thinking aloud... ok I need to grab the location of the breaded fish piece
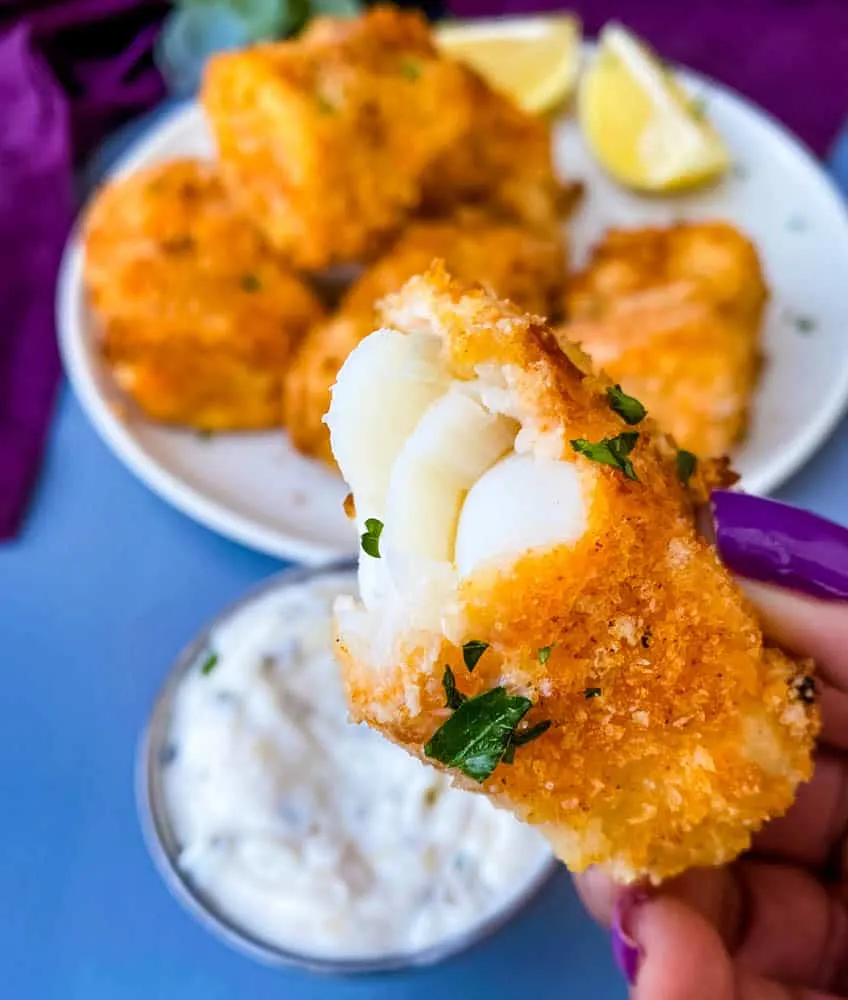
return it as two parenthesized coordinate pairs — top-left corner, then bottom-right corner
(420, 71), (564, 234)
(202, 7), (475, 270)
(562, 222), (767, 457)
(83, 159), (323, 431)
(325, 266), (817, 884)
(283, 215), (567, 464)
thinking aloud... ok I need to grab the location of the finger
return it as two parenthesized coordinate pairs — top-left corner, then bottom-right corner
(753, 750), (848, 866)
(740, 582), (848, 688)
(573, 866), (622, 926)
(819, 685), (848, 752)
(625, 894), (839, 1000)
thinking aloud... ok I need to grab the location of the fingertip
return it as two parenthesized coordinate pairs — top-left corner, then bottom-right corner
(627, 896), (734, 1000)
(574, 866), (623, 926)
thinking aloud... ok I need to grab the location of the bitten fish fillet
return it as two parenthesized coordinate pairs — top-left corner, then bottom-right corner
(326, 266), (817, 884)
(283, 215), (567, 465)
(561, 222), (767, 457)
(82, 159), (323, 431)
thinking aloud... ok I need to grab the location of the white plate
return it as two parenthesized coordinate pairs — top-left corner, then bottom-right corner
(58, 73), (848, 563)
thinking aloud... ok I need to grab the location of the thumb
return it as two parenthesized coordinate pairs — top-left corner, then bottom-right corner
(615, 893), (840, 1000)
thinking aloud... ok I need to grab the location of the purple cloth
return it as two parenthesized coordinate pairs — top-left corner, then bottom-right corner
(450, 0), (848, 158)
(0, 1), (165, 540)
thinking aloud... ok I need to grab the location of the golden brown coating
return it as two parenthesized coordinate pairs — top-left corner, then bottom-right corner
(283, 215), (567, 464)
(561, 222), (768, 457)
(202, 7), (475, 270)
(82, 158), (324, 431)
(333, 266), (816, 884)
(420, 71), (564, 234)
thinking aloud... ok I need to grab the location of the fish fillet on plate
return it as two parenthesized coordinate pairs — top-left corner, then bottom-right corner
(82, 158), (323, 431)
(326, 266), (817, 884)
(202, 6), (565, 270)
(283, 214), (567, 465)
(561, 222), (767, 458)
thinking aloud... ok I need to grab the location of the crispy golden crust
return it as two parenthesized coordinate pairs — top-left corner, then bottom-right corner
(420, 70), (564, 234)
(561, 222), (767, 457)
(202, 7), (475, 269)
(335, 266), (817, 884)
(82, 159), (324, 431)
(283, 215), (567, 463)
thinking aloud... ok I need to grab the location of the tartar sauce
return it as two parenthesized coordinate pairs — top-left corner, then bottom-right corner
(161, 571), (551, 961)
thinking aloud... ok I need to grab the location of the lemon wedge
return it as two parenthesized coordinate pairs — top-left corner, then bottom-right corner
(579, 23), (731, 191)
(435, 15), (581, 114)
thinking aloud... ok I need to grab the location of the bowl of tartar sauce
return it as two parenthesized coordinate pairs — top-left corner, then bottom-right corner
(137, 563), (555, 973)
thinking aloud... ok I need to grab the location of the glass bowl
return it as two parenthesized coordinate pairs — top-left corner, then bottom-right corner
(136, 561), (556, 974)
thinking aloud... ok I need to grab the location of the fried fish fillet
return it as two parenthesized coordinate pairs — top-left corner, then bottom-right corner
(202, 7), (565, 270)
(561, 222), (767, 457)
(283, 215), (567, 464)
(83, 159), (323, 431)
(202, 7), (474, 270)
(325, 266), (816, 884)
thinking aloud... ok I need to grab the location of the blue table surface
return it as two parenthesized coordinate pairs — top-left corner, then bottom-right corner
(3, 110), (847, 999)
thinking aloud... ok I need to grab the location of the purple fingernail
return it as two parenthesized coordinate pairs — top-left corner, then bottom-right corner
(611, 892), (646, 985)
(712, 491), (848, 601)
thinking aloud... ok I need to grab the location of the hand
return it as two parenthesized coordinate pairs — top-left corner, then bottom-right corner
(577, 492), (848, 999)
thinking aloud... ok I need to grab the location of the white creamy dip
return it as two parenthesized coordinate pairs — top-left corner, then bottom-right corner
(161, 571), (551, 962)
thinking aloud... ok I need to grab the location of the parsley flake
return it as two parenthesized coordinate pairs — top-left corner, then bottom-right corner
(196, 429), (214, 441)
(442, 666), (466, 710)
(571, 432), (639, 481)
(607, 385), (647, 425)
(503, 719), (551, 765)
(584, 687), (602, 699)
(462, 640), (489, 672)
(676, 449), (697, 485)
(538, 645), (553, 665)
(424, 686), (533, 782)
(240, 274), (261, 292)
(200, 652), (219, 676)
(400, 58), (421, 80)
(794, 315), (817, 334)
(360, 518), (383, 558)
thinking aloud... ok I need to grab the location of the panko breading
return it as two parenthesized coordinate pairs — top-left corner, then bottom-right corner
(83, 159), (323, 431)
(420, 70), (564, 234)
(562, 222), (767, 456)
(283, 215), (567, 464)
(202, 7), (476, 270)
(327, 267), (816, 885)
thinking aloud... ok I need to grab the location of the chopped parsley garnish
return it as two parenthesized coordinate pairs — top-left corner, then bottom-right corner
(607, 385), (647, 425)
(240, 273), (261, 292)
(424, 686), (533, 782)
(502, 719), (551, 764)
(400, 58), (421, 80)
(462, 640), (489, 672)
(442, 666), (466, 710)
(200, 652), (219, 676)
(676, 449), (697, 485)
(571, 432), (639, 481)
(538, 645), (553, 665)
(584, 687), (602, 699)
(196, 429), (214, 441)
(360, 518), (383, 558)
(794, 315), (817, 334)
